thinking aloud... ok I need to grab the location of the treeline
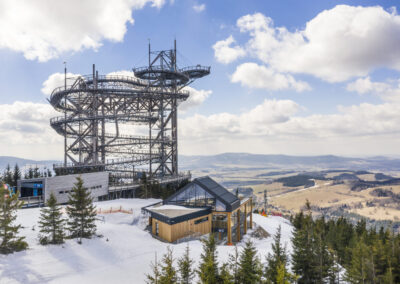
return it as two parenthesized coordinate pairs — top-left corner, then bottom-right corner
(146, 228), (296, 284)
(0, 177), (97, 254)
(1, 163), (52, 187)
(291, 201), (400, 283)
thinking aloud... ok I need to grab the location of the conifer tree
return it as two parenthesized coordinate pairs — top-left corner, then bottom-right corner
(265, 226), (296, 283)
(0, 184), (27, 254)
(291, 205), (320, 283)
(66, 177), (97, 243)
(238, 240), (262, 284)
(178, 244), (195, 284)
(219, 263), (233, 284)
(12, 164), (21, 188)
(3, 164), (13, 186)
(228, 245), (240, 284)
(345, 239), (371, 283)
(38, 192), (65, 245)
(147, 253), (162, 284)
(159, 247), (177, 284)
(198, 233), (220, 283)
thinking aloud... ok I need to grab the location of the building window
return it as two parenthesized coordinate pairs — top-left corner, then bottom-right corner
(194, 216), (209, 225)
(155, 222), (159, 236)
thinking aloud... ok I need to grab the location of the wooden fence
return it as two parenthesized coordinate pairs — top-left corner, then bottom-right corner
(97, 206), (133, 214)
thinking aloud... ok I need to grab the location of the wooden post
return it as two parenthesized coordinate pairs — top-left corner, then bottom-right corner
(236, 210), (241, 242)
(244, 204), (247, 234)
(249, 198), (253, 229)
(227, 212), (232, 245)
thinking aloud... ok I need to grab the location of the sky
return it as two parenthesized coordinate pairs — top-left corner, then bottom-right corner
(1, 0), (400, 160)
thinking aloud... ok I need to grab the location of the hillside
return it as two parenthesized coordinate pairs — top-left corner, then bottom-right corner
(0, 198), (293, 284)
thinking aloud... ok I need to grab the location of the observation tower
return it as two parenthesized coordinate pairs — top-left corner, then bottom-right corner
(49, 41), (210, 191)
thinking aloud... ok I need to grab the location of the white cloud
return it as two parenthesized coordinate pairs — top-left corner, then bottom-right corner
(180, 87), (211, 112)
(0, 0), (165, 62)
(193, 3), (205, 13)
(180, 99), (300, 138)
(41, 72), (81, 96)
(347, 76), (400, 101)
(212, 35), (246, 64)
(231, 62), (311, 92)
(224, 6), (400, 82)
(178, 98), (400, 156)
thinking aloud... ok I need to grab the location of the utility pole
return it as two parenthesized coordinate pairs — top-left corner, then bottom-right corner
(264, 189), (268, 211)
(63, 61), (67, 167)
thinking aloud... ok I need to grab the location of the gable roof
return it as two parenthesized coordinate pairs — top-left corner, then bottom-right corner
(164, 176), (240, 212)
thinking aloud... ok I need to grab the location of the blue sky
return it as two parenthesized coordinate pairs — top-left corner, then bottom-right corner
(1, 0), (400, 159)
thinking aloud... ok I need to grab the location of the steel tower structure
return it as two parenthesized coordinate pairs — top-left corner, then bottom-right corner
(49, 41), (210, 189)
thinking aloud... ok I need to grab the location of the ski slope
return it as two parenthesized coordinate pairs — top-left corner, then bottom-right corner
(0, 199), (293, 284)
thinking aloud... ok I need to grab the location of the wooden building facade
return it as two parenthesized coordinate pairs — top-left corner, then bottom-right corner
(143, 176), (253, 244)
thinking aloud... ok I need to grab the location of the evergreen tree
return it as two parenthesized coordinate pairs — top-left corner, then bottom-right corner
(219, 263), (233, 284)
(3, 164), (13, 186)
(0, 184), (27, 254)
(345, 238), (372, 283)
(12, 164), (21, 188)
(38, 192), (65, 245)
(66, 177), (97, 243)
(265, 226), (295, 283)
(198, 233), (220, 283)
(291, 207), (319, 283)
(238, 240), (262, 284)
(228, 245), (240, 284)
(178, 244), (195, 284)
(147, 253), (162, 284)
(159, 247), (177, 284)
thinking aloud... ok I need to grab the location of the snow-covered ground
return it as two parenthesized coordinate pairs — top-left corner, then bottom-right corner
(0, 199), (293, 284)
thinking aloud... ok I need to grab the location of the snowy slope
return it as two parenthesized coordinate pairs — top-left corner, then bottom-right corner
(0, 199), (293, 284)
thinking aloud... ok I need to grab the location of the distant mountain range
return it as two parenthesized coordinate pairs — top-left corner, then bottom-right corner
(179, 153), (400, 172)
(1, 153), (400, 174)
(0, 156), (58, 172)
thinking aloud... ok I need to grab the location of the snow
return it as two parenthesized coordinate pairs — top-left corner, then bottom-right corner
(0, 198), (294, 284)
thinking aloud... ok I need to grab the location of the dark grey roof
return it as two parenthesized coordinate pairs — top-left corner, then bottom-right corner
(165, 176), (240, 212)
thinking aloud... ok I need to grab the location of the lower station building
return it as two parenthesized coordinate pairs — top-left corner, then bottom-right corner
(17, 172), (109, 206)
(143, 176), (253, 244)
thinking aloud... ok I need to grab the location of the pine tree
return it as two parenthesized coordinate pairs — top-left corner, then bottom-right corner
(147, 253), (162, 284)
(178, 244), (195, 284)
(38, 192), (65, 245)
(0, 184), (27, 254)
(66, 177), (97, 243)
(291, 206), (319, 283)
(198, 233), (220, 283)
(3, 164), (13, 186)
(238, 240), (262, 284)
(219, 263), (233, 284)
(345, 237), (373, 283)
(12, 164), (21, 188)
(228, 245), (240, 283)
(265, 226), (295, 283)
(158, 247), (177, 284)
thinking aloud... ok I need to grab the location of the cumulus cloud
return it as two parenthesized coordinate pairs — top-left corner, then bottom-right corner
(193, 3), (205, 13)
(212, 36), (246, 64)
(231, 62), (311, 92)
(180, 87), (212, 112)
(179, 99), (400, 144)
(180, 99), (300, 138)
(41, 72), (82, 96)
(0, 0), (165, 62)
(346, 76), (400, 101)
(216, 5), (400, 82)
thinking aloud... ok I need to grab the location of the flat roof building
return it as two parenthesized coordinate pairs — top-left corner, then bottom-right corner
(17, 172), (109, 207)
(143, 176), (252, 244)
